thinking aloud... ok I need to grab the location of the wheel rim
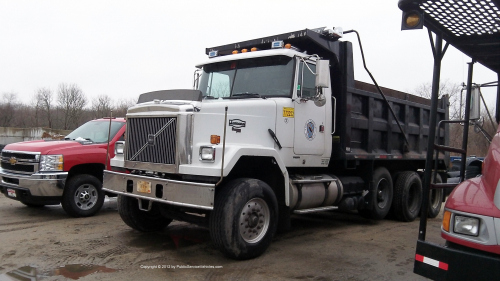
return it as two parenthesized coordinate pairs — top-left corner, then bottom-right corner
(376, 178), (390, 209)
(73, 184), (98, 210)
(239, 198), (270, 244)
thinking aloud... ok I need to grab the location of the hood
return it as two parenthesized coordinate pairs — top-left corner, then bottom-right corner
(3, 140), (87, 155)
(446, 177), (500, 218)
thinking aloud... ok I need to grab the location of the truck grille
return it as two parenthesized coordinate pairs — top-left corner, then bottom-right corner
(1, 151), (39, 174)
(125, 117), (177, 165)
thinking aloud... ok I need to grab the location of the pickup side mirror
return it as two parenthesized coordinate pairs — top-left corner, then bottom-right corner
(315, 60), (330, 88)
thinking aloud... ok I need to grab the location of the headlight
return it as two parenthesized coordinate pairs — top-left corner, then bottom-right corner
(199, 146), (215, 162)
(40, 155), (64, 172)
(115, 141), (125, 154)
(454, 215), (480, 236)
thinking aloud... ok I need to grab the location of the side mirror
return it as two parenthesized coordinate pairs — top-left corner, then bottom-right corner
(470, 87), (480, 120)
(315, 60), (330, 88)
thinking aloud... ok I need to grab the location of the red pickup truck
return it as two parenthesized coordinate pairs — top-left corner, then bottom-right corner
(0, 118), (126, 217)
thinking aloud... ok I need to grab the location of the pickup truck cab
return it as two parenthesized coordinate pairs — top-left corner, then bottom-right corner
(0, 118), (126, 217)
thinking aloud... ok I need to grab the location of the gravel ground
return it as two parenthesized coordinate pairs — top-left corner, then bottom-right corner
(0, 195), (444, 280)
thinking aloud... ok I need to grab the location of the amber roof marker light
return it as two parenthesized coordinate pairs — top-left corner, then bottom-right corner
(401, 9), (424, 30)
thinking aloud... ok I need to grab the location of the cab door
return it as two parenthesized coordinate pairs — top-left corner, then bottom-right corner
(293, 59), (326, 155)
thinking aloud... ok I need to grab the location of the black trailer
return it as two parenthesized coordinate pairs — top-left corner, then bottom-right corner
(398, 0), (500, 280)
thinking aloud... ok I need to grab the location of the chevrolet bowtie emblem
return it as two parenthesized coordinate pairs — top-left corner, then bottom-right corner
(9, 157), (17, 165)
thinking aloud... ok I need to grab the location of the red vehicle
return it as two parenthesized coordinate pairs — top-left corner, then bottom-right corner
(398, 0), (500, 280)
(442, 126), (500, 255)
(0, 118), (126, 217)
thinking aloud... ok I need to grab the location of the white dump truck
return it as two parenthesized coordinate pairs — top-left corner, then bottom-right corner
(103, 27), (448, 259)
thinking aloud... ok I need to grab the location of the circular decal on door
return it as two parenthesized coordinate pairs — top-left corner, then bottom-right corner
(304, 119), (316, 141)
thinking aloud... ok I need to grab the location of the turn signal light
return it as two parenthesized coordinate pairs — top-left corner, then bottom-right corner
(285, 43), (292, 49)
(442, 210), (451, 232)
(211, 135), (221, 144)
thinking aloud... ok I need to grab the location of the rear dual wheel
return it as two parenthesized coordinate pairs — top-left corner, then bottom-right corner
(393, 171), (422, 222)
(427, 173), (443, 219)
(360, 167), (393, 220)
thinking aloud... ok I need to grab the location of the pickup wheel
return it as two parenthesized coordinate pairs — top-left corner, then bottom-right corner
(427, 173), (443, 218)
(393, 171), (422, 222)
(360, 167), (393, 220)
(61, 174), (104, 217)
(210, 178), (278, 260)
(117, 195), (172, 232)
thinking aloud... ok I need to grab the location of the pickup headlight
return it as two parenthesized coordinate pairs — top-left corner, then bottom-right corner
(454, 215), (480, 236)
(40, 155), (64, 172)
(199, 146), (216, 162)
(115, 141), (125, 154)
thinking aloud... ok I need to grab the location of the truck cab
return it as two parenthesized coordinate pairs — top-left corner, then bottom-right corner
(0, 118), (126, 217)
(441, 125), (500, 255)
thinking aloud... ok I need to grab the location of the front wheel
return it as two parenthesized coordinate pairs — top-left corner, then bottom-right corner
(117, 195), (172, 232)
(209, 178), (278, 260)
(61, 174), (105, 217)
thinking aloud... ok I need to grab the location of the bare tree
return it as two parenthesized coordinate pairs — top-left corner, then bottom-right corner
(57, 83), (87, 129)
(413, 79), (462, 119)
(113, 97), (137, 118)
(91, 95), (112, 118)
(0, 92), (19, 127)
(35, 87), (55, 128)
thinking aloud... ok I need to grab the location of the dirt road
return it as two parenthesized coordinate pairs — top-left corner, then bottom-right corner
(0, 195), (443, 280)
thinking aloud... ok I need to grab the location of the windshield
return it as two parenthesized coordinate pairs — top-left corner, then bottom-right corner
(198, 56), (294, 99)
(66, 120), (124, 143)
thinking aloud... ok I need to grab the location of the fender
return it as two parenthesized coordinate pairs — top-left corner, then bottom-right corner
(179, 145), (291, 205)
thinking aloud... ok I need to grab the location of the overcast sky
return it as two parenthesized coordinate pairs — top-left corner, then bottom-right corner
(0, 0), (497, 107)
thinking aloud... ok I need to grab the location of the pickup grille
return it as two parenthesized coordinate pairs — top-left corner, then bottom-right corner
(125, 117), (177, 165)
(1, 151), (39, 174)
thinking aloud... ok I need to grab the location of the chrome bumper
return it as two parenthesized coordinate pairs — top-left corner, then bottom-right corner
(0, 168), (67, 197)
(103, 170), (215, 211)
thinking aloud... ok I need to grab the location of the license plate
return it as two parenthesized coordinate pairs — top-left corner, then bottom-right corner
(7, 188), (16, 198)
(137, 180), (151, 194)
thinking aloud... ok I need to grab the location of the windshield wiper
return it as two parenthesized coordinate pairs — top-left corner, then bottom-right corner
(225, 92), (262, 99)
(203, 95), (216, 99)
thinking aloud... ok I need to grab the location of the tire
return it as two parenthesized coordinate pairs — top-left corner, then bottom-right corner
(117, 195), (172, 232)
(21, 201), (45, 208)
(427, 173), (443, 219)
(465, 165), (481, 179)
(359, 167), (393, 220)
(61, 174), (105, 217)
(209, 178), (278, 260)
(393, 171), (422, 222)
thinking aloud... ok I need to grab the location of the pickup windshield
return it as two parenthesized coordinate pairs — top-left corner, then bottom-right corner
(66, 120), (124, 143)
(198, 56), (294, 99)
